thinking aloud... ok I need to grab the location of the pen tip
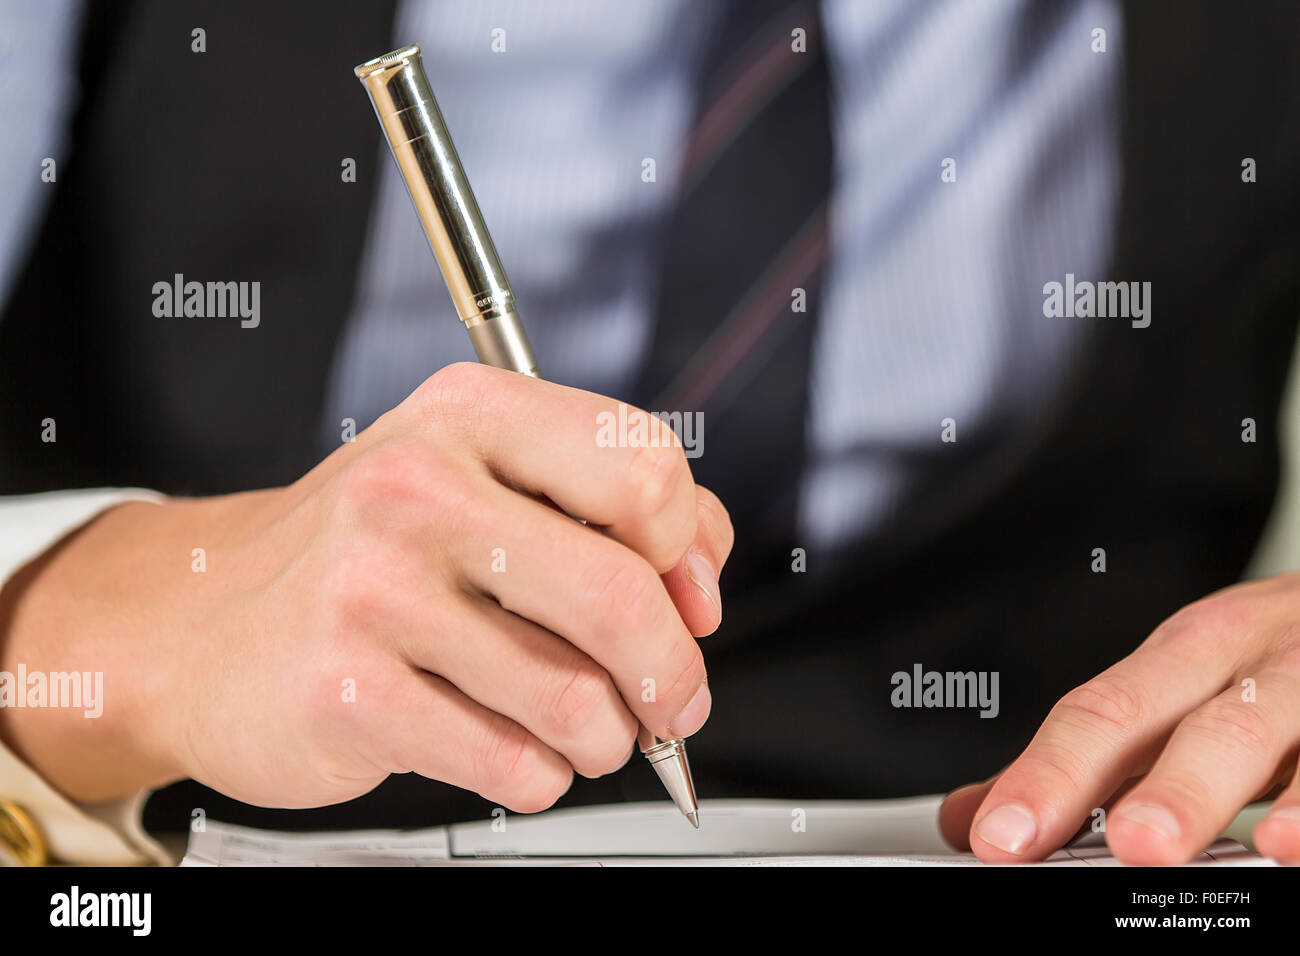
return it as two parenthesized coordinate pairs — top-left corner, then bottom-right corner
(687, 810), (700, 829)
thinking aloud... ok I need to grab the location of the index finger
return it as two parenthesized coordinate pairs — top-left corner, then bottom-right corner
(457, 481), (711, 743)
(409, 363), (699, 573)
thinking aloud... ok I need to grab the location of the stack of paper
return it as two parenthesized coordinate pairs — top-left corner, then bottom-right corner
(181, 797), (1271, 867)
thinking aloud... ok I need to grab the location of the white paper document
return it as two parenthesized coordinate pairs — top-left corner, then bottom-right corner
(181, 797), (1272, 867)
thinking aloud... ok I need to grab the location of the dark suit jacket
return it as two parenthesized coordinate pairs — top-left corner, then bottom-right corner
(1, 0), (1298, 832)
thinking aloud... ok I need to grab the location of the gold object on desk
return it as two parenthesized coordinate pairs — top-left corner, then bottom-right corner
(0, 798), (48, 866)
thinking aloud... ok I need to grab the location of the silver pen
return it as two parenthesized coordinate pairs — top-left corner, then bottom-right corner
(355, 45), (700, 829)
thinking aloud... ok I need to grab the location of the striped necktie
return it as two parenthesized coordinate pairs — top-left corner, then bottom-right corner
(636, 0), (833, 594)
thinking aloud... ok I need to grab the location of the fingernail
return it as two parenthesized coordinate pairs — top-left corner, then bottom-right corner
(974, 804), (1038, 855)
(1117, 803), (1181, 842)
(668, 682), (712, 738)
(684, 550), (722, 621)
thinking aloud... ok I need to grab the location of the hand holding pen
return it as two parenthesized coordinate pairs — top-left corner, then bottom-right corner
(0, 54), (726, 826)
(353, 46), (718, 824)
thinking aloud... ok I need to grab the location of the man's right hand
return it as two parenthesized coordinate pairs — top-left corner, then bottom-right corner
(0, 362), (732, 812)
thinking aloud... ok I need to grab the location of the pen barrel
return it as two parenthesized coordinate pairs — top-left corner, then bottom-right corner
(465, 312), (541, 378)
(355, 45), (538, 376)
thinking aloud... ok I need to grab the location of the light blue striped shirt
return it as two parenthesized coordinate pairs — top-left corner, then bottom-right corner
(327, 0), (1123, 549)
(0, 0), (1122, 551)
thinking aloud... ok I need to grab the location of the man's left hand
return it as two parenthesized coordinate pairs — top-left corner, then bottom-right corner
(939, 574), (1300, 864)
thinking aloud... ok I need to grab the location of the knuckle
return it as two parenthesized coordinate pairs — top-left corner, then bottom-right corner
(469, 715), (573, 815)
(337, 442), (430, 514)
(1013, 745), (1091, 793)
(626, 438), (689, 522)
(1138, 774), (1213, 816)
(545, 662), (616, 739)
(477, 725), (571, 815)
(414, 361), (491, 432)
(475, 716), (536, 796)
(337, 441), (477, 538)
(1265, 626), (1300, 671)
(1151, 593), (1252, 655)
(543, 662), (638, 777)
(327, 574), (384, 638)
(580, 555), (662, 634)
(622, 443), (695, 571)
(322, 550), (397, 637)
(1181, 698), (1277, 754)
(1054, 676), (1146, 733)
